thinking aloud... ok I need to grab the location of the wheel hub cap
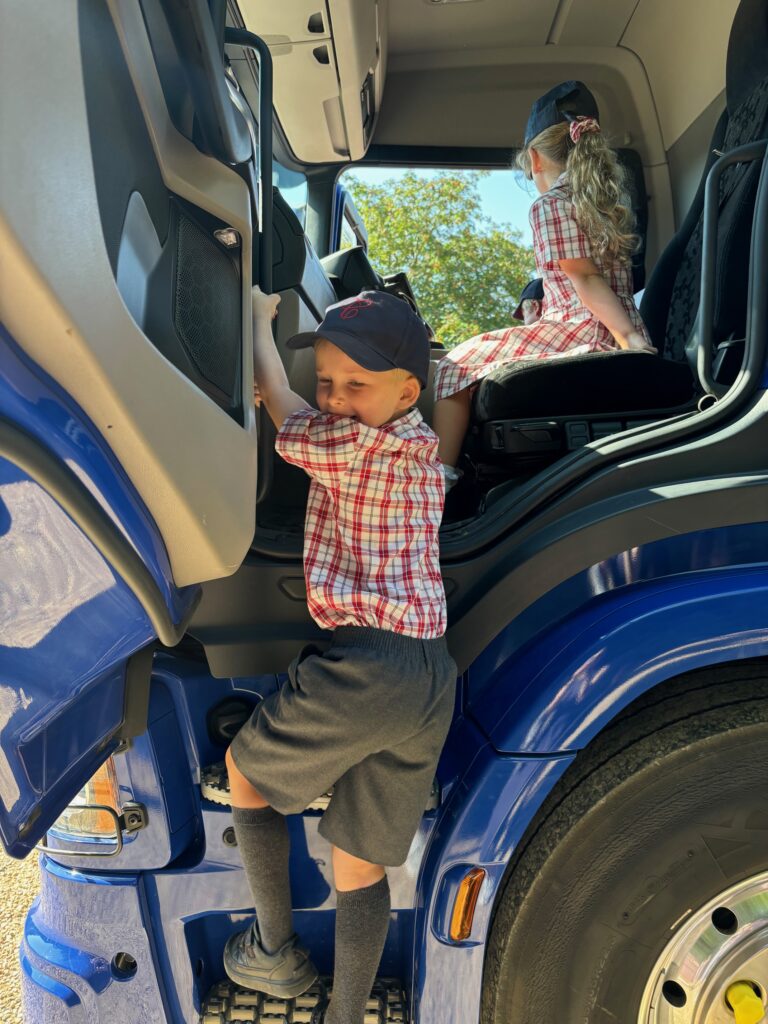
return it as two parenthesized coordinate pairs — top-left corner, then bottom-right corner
(639, 871), (768, 1022)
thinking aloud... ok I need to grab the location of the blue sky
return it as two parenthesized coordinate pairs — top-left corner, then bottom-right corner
(341, 166), (537, 247)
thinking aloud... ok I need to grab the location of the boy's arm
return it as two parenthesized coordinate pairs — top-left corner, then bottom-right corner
(252, 287), (312, 429)
(558, 257), (656, 352)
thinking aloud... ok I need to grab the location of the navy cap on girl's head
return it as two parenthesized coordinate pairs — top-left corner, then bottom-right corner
(286, 291), (431, 389)
(524, 80), (600, 146)
(513, 278), (544, 321)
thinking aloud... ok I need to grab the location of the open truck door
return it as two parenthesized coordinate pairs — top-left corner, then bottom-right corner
(0, 0), (268, 857)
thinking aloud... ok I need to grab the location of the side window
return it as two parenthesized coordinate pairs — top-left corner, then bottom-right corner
(342, 211), (360, 249)
(273, 162), (308, 228)
(340, 167), (535, 349)
(337, 188), (369, 251)
(340, 213), (358, 251)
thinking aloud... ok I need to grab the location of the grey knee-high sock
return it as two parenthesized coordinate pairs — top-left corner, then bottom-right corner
(326, 876), (391, 1024)
(231, 805), (294, 954)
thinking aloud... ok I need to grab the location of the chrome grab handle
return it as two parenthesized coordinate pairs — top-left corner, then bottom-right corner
(36, 803), (147, 858)
(698, 139), (768, 397)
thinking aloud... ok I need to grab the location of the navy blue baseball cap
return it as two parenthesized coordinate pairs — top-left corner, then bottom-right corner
(286, 290), (431, 389)
(513, 278), (544, 320)
(524, 80), (599, 146)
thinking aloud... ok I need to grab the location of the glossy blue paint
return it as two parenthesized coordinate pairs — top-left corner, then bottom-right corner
(0, 326), (197, 856)
(29, 655), (446, 1019)
(0, 325), (191, 614)
(467, 522), (768, 723)
(467, 529), (768, 753)
(21, 955), (81, 1008)
(43, 856), (141, 886)
(0, 461), (151, 855)
(411, 730), (574, 1024)
(25, 916), (113, 993)
(21, 858), (168, 1023)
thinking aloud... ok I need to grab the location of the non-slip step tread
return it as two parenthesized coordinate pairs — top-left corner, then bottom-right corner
(201, 763), (439, 813)
(200, 762), (333, 812)
(201, 977), (408, 1023)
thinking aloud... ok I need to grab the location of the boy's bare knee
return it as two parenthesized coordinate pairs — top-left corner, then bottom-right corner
(332, 845), (386, 892)
(225, 746), (270, 809)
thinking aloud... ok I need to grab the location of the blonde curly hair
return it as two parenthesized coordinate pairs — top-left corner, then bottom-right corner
(517, 121), (638, 264)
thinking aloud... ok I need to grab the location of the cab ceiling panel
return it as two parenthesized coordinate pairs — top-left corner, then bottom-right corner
(386, 0), (560, 54)
(553, 0), (640, 46)
(239, 0), (386, 163)
(374, 46), (663, 164)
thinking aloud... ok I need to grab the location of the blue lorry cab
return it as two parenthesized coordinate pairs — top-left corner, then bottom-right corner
(2, 0), (768, 1021)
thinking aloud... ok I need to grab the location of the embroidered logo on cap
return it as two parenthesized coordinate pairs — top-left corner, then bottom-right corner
(339, 297), (375, 320)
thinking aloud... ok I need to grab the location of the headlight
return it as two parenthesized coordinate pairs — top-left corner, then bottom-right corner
(48, 757), (120, 840)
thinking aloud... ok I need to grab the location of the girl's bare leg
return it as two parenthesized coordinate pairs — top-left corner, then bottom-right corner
(432, 387), (472, 468)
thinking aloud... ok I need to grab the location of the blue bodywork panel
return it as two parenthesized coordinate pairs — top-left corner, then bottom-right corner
(18, 527), (768, 1021)
(0, 328), (196, 856)
(469, 525), (768, 752)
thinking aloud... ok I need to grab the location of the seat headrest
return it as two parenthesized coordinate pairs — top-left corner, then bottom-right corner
(727, 0), (768, 113)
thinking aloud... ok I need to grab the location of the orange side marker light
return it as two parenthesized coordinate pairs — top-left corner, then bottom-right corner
(450, 868), (486, 942)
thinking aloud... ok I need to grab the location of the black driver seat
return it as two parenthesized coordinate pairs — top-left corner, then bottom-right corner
(471, 0), (768, 469)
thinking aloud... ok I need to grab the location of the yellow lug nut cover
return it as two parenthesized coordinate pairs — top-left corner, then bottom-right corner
(726, 981), (766, 1024)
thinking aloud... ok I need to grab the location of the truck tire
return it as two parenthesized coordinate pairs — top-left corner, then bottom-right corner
(481, 661), (768, 1024)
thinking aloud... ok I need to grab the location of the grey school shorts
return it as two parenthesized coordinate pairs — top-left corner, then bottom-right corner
(229, 626), (457, 866)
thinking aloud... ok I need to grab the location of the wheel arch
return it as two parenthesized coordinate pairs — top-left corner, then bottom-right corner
(477, 658), (768, 1023)
(470, 558), (768, 754)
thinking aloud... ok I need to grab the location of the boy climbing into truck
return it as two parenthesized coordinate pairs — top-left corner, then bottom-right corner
(222, 287), (457, 1024)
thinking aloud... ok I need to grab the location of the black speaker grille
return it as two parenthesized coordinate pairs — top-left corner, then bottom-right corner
(174, 214), (240, 396)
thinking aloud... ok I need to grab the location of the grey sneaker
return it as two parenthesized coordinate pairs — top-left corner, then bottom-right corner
(223, 920), (319, 998)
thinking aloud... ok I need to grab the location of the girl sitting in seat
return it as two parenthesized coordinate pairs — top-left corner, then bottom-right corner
(433, 81), (655, 486)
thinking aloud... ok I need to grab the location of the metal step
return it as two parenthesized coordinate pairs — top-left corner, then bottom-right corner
(201, 977), (408, 1023)
(201, 763), (439, 813)
(200, 762), (333, 812)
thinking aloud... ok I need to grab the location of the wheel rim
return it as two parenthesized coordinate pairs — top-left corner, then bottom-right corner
(638, 870), (768, 1022)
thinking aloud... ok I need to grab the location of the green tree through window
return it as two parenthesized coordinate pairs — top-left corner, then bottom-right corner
(344, 170), (535, 349)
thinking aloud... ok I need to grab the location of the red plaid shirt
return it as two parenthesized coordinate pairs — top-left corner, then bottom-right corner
(276, 408), (446, 638)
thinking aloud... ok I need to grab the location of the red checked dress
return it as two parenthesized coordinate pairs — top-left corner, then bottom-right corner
(433, 173), (651, 400)
(275, 407), (446, 638)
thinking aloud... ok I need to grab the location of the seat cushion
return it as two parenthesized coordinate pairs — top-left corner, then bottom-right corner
(472, 351), (696, 422)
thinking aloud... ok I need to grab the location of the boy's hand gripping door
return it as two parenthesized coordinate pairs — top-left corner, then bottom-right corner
(0, 0), (260, 855)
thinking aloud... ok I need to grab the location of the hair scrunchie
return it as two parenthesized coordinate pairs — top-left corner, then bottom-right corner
(569, 116), (601, 143)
